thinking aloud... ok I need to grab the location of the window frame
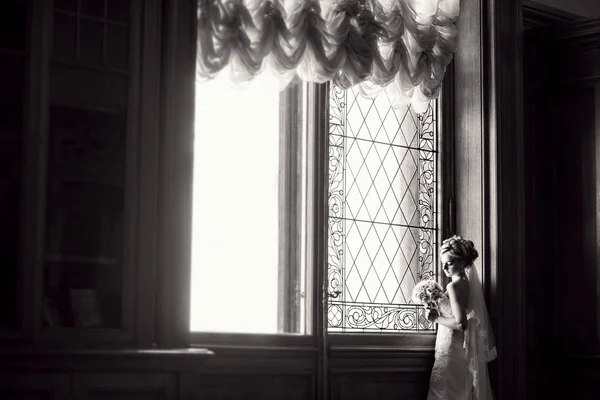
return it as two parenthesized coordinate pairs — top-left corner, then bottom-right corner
(188, 81), (325, 349)
(326, 69), (455, 348)
(188, 67), (455, 349)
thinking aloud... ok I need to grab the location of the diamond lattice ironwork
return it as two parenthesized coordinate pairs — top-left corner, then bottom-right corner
(327, 85), (438, 333)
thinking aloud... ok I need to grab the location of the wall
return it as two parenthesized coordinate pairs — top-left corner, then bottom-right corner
(524, 15), (600, 399)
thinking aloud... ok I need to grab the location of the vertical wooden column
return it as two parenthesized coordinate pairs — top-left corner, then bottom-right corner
(156, 0), (197, 348)
(454, 0), (526, 398)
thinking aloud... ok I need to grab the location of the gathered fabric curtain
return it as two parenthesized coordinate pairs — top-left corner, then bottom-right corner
(197, 0), (460, 113)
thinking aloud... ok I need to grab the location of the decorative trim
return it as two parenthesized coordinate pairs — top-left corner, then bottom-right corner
(135, 0), (162, 348)
(522, 1), (581, 29)
(328, 333), (435, 348)
(0, 348), (214, 371)
(329, 367), (432, 376)
(549, 18), (600, 49)
(329, 346), (434, 359)
(487, 0), (528, 398)
(191, 344), (318, 356)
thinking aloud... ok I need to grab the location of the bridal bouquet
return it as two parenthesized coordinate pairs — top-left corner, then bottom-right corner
(411, 279), (444, 310)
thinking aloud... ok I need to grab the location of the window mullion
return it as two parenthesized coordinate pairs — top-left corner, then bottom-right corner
(304, 81), (331, 400)
(278, 84), (304, 334)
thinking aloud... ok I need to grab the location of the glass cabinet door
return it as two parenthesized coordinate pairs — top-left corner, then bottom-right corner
(41, 0), (133, 335)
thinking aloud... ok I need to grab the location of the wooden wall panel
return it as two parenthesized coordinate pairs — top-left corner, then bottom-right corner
(196, 374), (313, 400)
(328, 348), (433, 400)
(0, 374), (70, 400)
(524, 14), (600, 400)
(72, 373), (177, 400)
(553, 85), (599, 353)
(454, 0), (526, 397)
(330, 372), (430, 400)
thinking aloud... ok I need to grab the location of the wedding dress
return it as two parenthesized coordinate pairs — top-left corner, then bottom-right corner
(427, 294), (473, 400)
(427, 266), (497, 400)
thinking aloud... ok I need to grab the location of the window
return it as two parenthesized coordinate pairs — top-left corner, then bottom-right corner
(190, 77), (311, 335)
(190, 79), (441, 337)
(327, 85), (439, 333)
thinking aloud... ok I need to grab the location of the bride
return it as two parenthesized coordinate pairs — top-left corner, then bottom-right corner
(425, 236), (497, 400)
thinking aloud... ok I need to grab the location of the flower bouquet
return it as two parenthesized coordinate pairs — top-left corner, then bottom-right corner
(411, 279), (444, 311)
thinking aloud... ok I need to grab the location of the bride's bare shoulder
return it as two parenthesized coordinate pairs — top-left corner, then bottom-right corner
(447, 279), (469, 297)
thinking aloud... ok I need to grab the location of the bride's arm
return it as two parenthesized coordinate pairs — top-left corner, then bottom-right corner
(429, 283), (468, 331)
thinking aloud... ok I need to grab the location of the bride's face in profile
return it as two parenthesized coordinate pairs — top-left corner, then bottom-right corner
(441, 252), (465, 278)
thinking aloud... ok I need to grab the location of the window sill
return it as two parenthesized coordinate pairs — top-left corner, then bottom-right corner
(329, 345), (434, 358)
(0, 348), (215, 371)
(189, 331), (436, 354)
(189, 332), (314, 348)
(328, 332), (435, 348)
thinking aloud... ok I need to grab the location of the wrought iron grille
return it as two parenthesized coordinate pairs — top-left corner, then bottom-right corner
(327, 85), (438, 333)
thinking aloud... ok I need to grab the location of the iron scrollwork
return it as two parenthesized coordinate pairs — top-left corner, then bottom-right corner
(326, 86), (438, 333)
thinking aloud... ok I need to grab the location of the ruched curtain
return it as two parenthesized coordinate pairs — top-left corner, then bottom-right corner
(197, 0), (460, 113)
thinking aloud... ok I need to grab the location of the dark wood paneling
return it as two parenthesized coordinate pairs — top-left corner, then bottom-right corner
(155, 0), (197, 349)
(490, 0), (528, 396)
(524, 14), (600, 400)
(196, 374), (312, 400)
(523, 24), (561, 400)
(330, 372), (429, 400)
(328, 348), (433, 400)
(523, 0), (582, 29)
(191, 347), (315, 399)
(454, 0), (526, 398)
(0, 350), (213, 400)
(554, 86), (598, 353)
(0, 349), (213, 371)
(0, 373), (70, 400)
(571, 357), (600, 398)
(72, 373), (177, 400)
(0, 0), (28, 335)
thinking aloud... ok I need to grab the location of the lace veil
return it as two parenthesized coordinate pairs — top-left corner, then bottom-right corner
(464, 263), (497, 400)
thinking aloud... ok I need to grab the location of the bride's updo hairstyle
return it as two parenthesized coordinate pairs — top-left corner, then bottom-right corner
(440, 235), (479, 267)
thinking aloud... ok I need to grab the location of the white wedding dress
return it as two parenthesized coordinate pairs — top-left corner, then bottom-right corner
(428, 265), (497, 400)
(427, 293), (474, 400)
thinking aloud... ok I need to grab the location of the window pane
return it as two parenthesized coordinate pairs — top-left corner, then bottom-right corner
(43, 106), (126, 329)
(327, 85), (439, 333)
(190, 78), (307, 334)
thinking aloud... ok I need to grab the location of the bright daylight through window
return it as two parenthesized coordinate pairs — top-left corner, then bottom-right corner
(190, 77), (283, 334)
(190, 78), (439, 335)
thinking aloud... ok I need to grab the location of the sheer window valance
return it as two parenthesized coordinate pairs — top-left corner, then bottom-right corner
(197, 0), (459, 113)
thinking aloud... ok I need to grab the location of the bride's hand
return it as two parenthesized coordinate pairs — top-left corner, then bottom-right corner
(425, 308), (439, 322)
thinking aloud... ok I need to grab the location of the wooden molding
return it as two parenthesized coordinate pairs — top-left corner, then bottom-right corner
(541, 19), (600, 85)
(522, 0), (581, 29)
(135, 0), (163, 349)
(328, 346), (434, 359)
(489, 0), (527, 397)
(549, 18), (600, 49)
(0, 348), (214, 371)
(454, 0), (527, 398)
